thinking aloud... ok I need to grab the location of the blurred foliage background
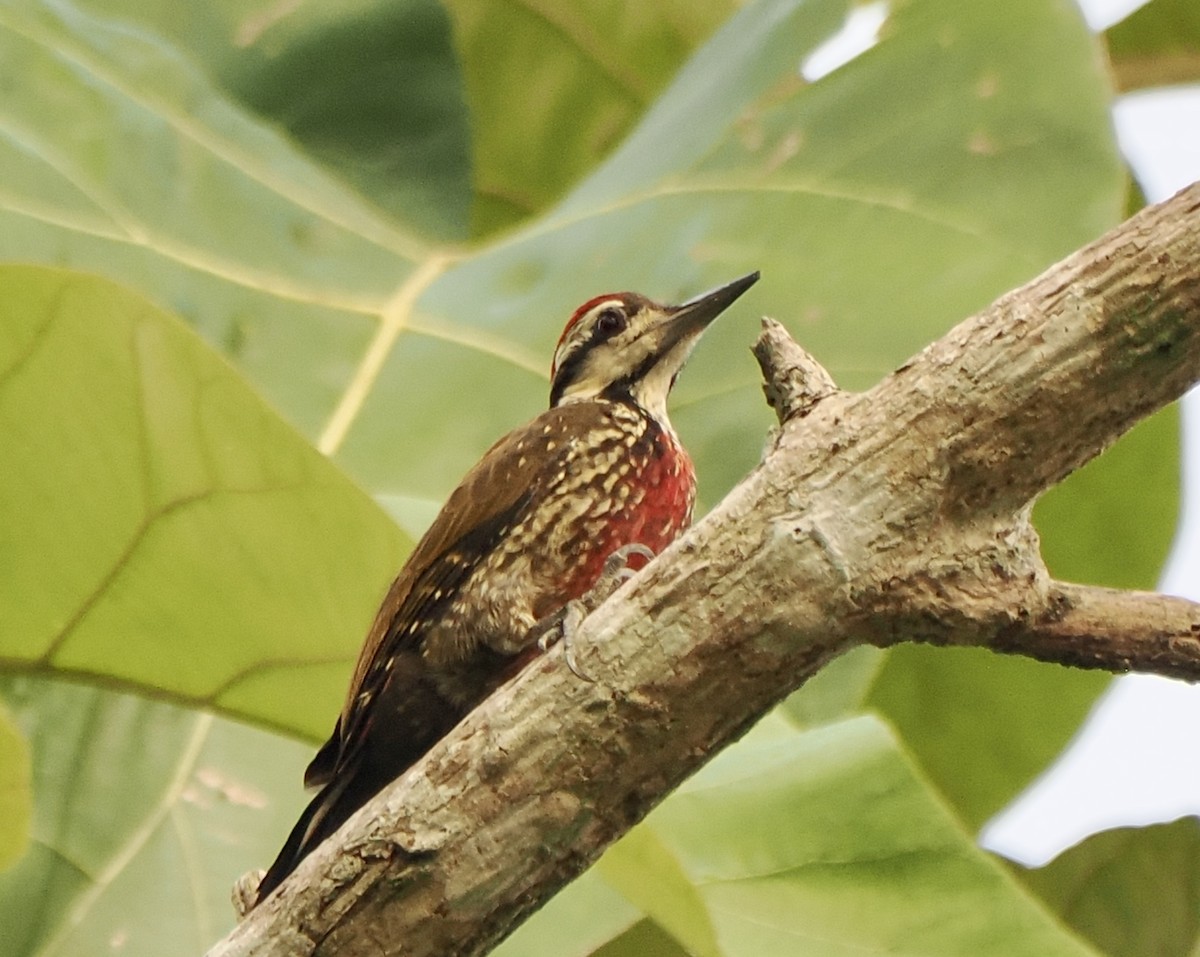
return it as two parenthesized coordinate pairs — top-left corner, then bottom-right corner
(0, 0), (1195, 954)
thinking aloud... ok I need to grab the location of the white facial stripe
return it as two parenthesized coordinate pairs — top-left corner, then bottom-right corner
(571, 300), (624, 347)
(554, 298), (627, 377)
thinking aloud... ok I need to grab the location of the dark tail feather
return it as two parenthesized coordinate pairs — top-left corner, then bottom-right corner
(254, 769), (357, 905)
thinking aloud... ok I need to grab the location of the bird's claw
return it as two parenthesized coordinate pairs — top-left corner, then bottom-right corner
(532, 543), (657, 682)
(534, 601), (592, 680)
(590, 543), (655, 605)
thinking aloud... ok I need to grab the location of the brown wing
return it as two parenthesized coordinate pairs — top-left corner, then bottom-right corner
(304, 401), (608, 789)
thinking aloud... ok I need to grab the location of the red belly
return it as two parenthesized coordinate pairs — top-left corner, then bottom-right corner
(563, 431), (696, 600)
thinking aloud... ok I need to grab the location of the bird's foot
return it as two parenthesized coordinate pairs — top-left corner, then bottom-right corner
(533, 543), (656, 679)
(533, 601), (589, 677)
(590, 543), (656, 607)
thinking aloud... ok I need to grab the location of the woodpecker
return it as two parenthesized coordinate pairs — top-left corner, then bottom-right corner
(254, 271), (759, 904)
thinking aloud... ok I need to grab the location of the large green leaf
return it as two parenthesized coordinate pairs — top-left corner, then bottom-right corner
(1016, 817), (1200, 957)
(0, 667), (637, 957)
(0, 702), (31, 871)
(593, 921), (693, 957)
(494, 866), (642, 957)
(598, 823), (720, 957)
(0, 266), (406, 739)
(1105, 0), (1200, 91)
(442, 0), (739, 235)
(1036, 401), (1181, 591)
(866, 647), (1108, 831)
(601, 714), (1099, 956)
(0, 677), (311, 957)
(779, 645), (888, 729)
(0, 0), (426, 438)
(57, 0), (473, 238)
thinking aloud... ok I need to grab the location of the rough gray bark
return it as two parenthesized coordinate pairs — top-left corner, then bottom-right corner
(207, 181), (1200, 957)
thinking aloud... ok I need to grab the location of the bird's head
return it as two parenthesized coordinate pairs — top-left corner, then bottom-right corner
(548, 272), (759, 420)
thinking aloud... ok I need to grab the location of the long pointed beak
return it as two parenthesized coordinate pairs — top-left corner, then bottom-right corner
(666, 271), (760, 344)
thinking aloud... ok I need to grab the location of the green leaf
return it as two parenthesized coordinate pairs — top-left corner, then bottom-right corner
(443, 0), (740, 235)
(0, 266), (407, 740)
(221, 0), (473, 240)
(593, 919), (693, 957)
(780, 646), (886, 728)
(0, 676), (312, 957)
(51, 0), (473, 238)
(1035, 405), (1180, 590)
(1106, 0), (1200, 91)
(866, 646), (1108, 831)
(0, 702), (31, 871)
(494, 867), (641, 957)
(0, 0), (425, 437)
(599, 823), (720, 957)
(1016, 818), (1200, 957)
(606, 714), (1098, 957)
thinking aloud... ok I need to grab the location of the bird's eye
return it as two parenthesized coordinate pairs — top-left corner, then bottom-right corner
(595, 307), (626, 337)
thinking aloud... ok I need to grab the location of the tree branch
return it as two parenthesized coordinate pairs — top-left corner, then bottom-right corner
(207, 181), (1200, 957)
(994, 583), (1200, 680)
